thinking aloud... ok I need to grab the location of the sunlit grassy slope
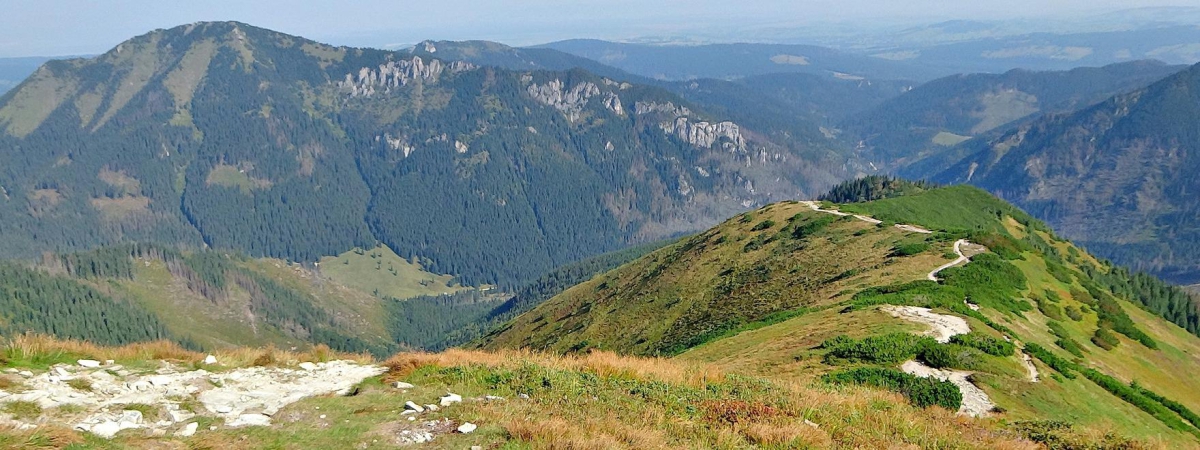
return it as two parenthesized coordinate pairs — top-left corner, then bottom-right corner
(482, 185), (1200, 447)
(318, 244), (465, 300)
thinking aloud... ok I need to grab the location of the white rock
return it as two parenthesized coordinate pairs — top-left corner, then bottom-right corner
(89, 421), (122, 438)
(104, 360), (115, 365)
(203, 355), (217, 365)
(176, 422), (198, 436)
(229, 413), (271, 427)
(215, 405), (233, 414)
(2, 368), (16, 374)
(485, 395), (505, 401)
(439, 393), (462, 407)
(392, 381), (414, 389)
(18, 370), (33, 378)
(78, 360), (101, 368)
(405, 401), (424, 413)
(167, 409), (193, 423)
(424, 404), (438, 412)
(457, 422), (477, 433)
(319, 414), (326, 419)
(401, 410), (417, 415)
(53, 367), (71, 377)
(120, 410), (143, 424)
(298, 362), (318, 371)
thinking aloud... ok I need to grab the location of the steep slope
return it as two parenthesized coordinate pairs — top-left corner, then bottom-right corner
(482, 184), (1200, 446)
(0, 22), (836, 288)
(537, 39), (942, 81)
(843, 60), (1183, 169)
(0, 56), (51, 95)
(929, 62), (1200, 284)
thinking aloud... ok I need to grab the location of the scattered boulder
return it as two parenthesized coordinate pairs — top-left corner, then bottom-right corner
(77, 360), (101, 368)
(457, 422), (477, 433)
(392, 381), (414, 389)
(203, 355), (217, 365)
(18, 370), (33, 378)
(298, 362), (318, 371)
(439, 393), (462, 407)
(404, 401), (425, 413)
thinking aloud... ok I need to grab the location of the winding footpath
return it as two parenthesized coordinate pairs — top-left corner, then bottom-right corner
(798, 201), (932, 234)
(928, 239), (969, 281)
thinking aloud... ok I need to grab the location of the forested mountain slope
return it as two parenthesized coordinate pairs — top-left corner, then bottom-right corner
(481, 183), (1200, 446)
(0, 22), (840, 288)
(843, 60), (1183, 169)
(929, 61), (1200, 285)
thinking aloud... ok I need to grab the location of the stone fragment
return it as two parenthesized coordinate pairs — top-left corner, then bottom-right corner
(457, 422), (477, 433)
(77, 360), (101, 368)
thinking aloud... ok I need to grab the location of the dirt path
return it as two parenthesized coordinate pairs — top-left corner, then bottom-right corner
(928, 239), (969, 281)
(901, 360), (996, 417)
(881, 305), (971, 343)
(1021, 351), (1040, 382)
(798, 201), (930, 233)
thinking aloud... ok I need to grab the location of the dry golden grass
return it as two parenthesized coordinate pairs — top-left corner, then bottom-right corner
(384, 348), (722, 388)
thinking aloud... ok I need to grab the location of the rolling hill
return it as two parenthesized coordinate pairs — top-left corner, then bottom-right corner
(0, 21), (846, 289)
(843, 60), (1184, 169)
(927, 61), (1200, 285)
(481, 183), (1200, 446)
(537, 39), (942, 81)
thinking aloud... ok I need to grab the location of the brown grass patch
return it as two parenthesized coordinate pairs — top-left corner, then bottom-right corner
(0, 423), (84, 449)
(702, 400), (784, 425)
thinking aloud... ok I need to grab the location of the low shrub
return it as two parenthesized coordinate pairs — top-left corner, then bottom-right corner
(750, 220), (776, 231)
(1092, 327), (1120, 351)
(1036, 297), (1065, 321)
(1025, 343), (1077, 379)
(822, 333), (935, 364)
(918, 344), (986, 371)
(949, 332), (1015, 356)
(1064, 306), (1083, 321)
(891, 242), (930, 257)
(823, 367), (961, 410)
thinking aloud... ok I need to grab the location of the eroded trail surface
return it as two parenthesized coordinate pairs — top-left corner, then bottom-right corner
(0, 359), (383, 437)
(901, 360), (996, 417)
(798, 201), (931, 233)
(881, 306), (970, 343)
(928, 239), (969, 281)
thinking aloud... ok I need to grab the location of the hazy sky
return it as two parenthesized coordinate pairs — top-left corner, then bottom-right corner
(0, 0), (1196, 57)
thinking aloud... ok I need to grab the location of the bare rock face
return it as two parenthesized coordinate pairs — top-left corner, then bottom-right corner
(526, 79), (624, 122)
(339, 56), (475, 97)
(634, 101), (746, 153)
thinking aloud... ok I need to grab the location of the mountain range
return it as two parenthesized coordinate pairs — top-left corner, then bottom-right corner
(0, 22), (854, 289)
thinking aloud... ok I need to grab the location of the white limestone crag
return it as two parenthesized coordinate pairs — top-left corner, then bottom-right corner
(339, 56), (475, 97)
(526, 79), (625, 122)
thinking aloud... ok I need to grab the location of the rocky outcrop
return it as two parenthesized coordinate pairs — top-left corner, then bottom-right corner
(339, 56), (475, 97)
(635, 101), (746, 152)
(0, 359), (383, 438)
(526, 79), (624, 122)
(377, 133), (415, 158)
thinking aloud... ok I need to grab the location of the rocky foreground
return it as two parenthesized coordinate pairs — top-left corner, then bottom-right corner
(1, 358), (384, 438)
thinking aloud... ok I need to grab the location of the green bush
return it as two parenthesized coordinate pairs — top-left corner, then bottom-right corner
(1092, 327), (1120, 350)
(1080, 369), (1200, 437)
(949, 332), (1015, 356)
(750, 219), (776, 231)
(1025, 343), (1077, 379)
(940, 253), (1032, 315)
(1037, 296), (1065, 321)
(1132, 381), (1200, 430)
(823, 367), (961, 410)
(822, 333), (935, 364)
(1064, 306), (1083, 321)
(891, 242), (930, 257)
(918, 344), (986, 371)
